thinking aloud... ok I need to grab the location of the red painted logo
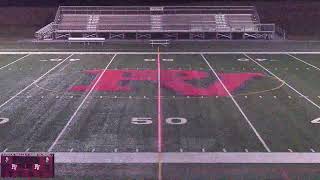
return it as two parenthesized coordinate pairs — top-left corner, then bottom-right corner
(70, 70), (264, 96)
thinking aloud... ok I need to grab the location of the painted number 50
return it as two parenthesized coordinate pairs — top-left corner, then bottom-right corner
(131, 117), (187, 125)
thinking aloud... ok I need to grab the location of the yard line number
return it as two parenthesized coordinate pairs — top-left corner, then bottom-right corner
(0, 118), (9, 124)
(131, 117), (187, 125)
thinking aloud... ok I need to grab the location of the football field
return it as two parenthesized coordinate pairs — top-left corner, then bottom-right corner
(1, 50), (320, 178)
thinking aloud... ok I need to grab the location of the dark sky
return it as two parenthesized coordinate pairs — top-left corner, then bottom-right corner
(0, 0), (295, 6)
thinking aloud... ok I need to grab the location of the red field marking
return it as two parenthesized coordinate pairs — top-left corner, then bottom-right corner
(70, 69), (264, 97)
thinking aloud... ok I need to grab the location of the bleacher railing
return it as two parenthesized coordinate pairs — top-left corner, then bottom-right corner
(52, 23), (275, 33)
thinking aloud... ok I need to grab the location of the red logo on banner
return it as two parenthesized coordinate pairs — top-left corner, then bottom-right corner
(70, 70), (264, 96)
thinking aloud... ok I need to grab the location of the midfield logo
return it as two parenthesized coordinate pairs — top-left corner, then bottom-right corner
(70, 70), (264, 96)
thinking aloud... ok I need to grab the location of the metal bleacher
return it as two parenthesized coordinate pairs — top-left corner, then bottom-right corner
(35, 6), (275, 41)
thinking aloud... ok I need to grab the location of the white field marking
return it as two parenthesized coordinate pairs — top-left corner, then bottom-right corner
(222, 148), (227, 152)
(144, 58), (155, 62)
(202, 148), (206, 152)
(288, 53), (320, 71)
(92, 148), (95, 152)
(310, 148), (316, 152)
(48, 54), (117, 152)
(245, 54), (320, 110)
(2, 51), (320, 55)
(3, 148), (8, 152)
(0, 54), (30, 71)
(237, 58), (249, 62)
(40, 60), (48, 62)
(245, 149), (249, 152)
(162, 58), (174, 62)
(256, 58), (268, 62)
(25, 148), (30, 152)
(0, 54), (73, 110)
(49, 58), (63, 62)
(311, 117), (320, 124)
(70, 148), (73, 152)
(201, 54), (271, 152)
(288, 96), (292, 99)
(114, 148), (118, 152)
(69, 58), (80, 62)
(180, 148), (183, 152)
(136, 148), (139, 152)
(288, 149), (293, 152)
(274, 96), (277, 99)
(0, 118), (9, 124)
(1, 152), (318, 163)
(318, 96), (320, 99)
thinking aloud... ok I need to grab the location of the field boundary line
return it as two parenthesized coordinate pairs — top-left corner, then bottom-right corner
(1, 51), (320, 55)
(2, 152), (319, 163)
(0, 54), (73, 110)
(0, 54), (30, 71)
(287, 53), (320, 71)
(244, 54), (320, 110)
(201, 54), (271, 152)
(48, 54), (117, 152)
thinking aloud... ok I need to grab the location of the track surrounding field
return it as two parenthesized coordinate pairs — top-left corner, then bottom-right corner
(1, 51), (320, 179)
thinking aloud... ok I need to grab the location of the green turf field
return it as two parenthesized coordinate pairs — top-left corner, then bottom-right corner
(1, 51), (320, 179)
(0, 52), (320, 153)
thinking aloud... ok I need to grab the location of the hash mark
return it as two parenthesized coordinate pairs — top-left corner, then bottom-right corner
(288, 149), (293, 152)
(136, 148), (139, 152)
(180, 148), (183, 152)
(25, 148), (30, 152)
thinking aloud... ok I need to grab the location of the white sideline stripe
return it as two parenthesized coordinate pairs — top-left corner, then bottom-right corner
(48, 54), (117, 152)
(0, 54), (73, 110)
(0, 54), (30, 71)
(201, 54), (271, 152)
(244, 54), (320, 110)
(1, 152), (318, 163)
(288, 53), (320, 71)
(1, 51), (320, 55)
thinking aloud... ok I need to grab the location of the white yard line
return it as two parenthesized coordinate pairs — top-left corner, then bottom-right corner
(0, 54), (73, 110)
(1, 152), (319, 163)
(201, 54), (271, 152)
(1, 51), (320, 55)
(244, 54), (320, 110)
(287, 53), (320, 71)
(0, 54), (30, 71)
(48, 54), (117, 152)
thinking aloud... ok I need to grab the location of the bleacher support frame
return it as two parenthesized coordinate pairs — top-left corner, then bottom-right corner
(35, 6), (276, 41)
